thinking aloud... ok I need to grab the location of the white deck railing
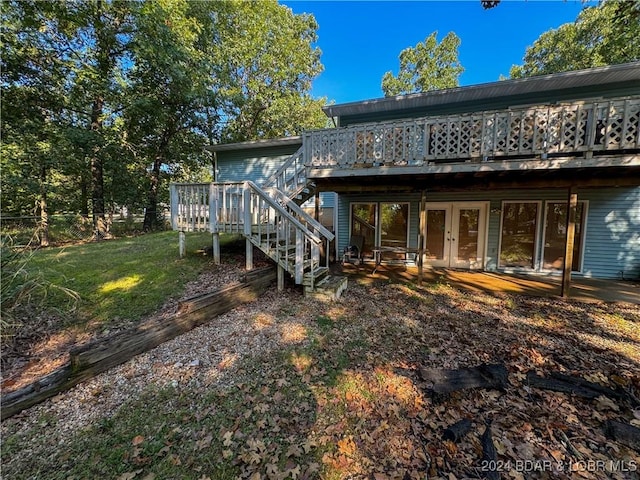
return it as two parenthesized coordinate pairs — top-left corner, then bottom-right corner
(304, 96), (640, 169)
(169, 181), (334, 286)
(262, 146), (309, 200)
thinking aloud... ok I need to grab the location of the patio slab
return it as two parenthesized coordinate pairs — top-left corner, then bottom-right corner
(335, 263), (640, 305)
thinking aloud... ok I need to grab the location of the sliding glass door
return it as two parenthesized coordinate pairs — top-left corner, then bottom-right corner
(350, 202), (409, 259)
(498, 200), (587, 272)
(542, 202), (586, 272)
(499, 202), (540, 269)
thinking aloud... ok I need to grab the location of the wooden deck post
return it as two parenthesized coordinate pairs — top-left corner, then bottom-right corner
(243, 184), (253, 271)
(418, 190), (427, 285)
(210, 184), (220, 265)
(561, 186), (578, 298)
(277, 263), (285, 291)
(178, 231), (185, 258)
(212, 233), (220, 265)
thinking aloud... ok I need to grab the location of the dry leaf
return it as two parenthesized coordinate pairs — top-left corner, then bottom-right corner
(131, 435), (145, 446)
(595, 395), (619, 412)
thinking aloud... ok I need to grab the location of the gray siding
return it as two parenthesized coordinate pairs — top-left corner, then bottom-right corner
(580, 187), (640, 280)
(337, 186), (640, 280)
(216, 145), (299, 185)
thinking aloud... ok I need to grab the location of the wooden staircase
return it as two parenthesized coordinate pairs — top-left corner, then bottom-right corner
(170, 148), (346, 297)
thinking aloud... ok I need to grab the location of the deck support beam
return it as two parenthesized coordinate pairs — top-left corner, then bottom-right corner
(212, 233), (220, 265)
(246, 238), (253, 271)
(277, 263), (285, 291)
(178, 231), (185, 258)
(243, 184), (253, 271)
(418, 190), (427, 285)
(561, 186), (578, 298)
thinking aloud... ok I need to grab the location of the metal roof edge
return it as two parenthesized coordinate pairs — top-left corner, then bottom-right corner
(322, 62), (640, 118)
(205, 136), (302, 152)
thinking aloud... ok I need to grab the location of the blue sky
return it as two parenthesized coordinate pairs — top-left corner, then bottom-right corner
(280, 1), (595, 105)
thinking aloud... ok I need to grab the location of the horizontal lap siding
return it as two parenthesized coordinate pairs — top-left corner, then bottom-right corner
(580, 187), (640, 280)
(216, 145), (300, 185)
(337, 186), (640, 279)
(302, 192), (336, 209)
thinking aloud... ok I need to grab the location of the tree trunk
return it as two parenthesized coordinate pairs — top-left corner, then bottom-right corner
(38, 164), (49, 247)
(143, 155), (162, 231)
(144, 130), (171, 231)
(90, 96), (108, 239)
(80, 173), (89, 218)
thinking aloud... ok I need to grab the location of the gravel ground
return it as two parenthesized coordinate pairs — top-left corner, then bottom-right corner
(2, 263), (304, 437)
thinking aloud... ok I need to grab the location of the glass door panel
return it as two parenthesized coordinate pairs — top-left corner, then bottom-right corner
(452, 208), (480, 268)
(499, 202), (539, 269)
(351, 203), (377, 258)
(543, 202), (584, 272)
(380, 203), (409, 259)
(425, 207), (450, 267)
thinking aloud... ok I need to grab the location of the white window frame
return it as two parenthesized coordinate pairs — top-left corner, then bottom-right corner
(498, 200), (543, 271)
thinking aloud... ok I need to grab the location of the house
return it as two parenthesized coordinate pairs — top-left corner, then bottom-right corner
(171, 62), (640, 296)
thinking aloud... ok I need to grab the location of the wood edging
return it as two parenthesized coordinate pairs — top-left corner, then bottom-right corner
(1, 266), (276, 421)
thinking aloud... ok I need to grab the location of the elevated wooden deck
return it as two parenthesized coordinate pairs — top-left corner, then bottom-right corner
(305, 95), (640, 178)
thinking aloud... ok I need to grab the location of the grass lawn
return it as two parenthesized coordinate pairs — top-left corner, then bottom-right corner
(2, 231), (241, 370)
(2, 277), (639, 479)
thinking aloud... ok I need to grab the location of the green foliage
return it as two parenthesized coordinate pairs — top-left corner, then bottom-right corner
(510, 1), (640, 78)
(1, 0), (326, 228)
(0, 235), (79, 347)
(215, 0), (327, 142)
(381, 31), (464, 96)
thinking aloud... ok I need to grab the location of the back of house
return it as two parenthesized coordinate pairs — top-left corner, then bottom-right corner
(173, 62), (640, 286)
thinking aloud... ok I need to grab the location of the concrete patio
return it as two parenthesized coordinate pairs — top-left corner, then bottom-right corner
(336, 263), (640, 305)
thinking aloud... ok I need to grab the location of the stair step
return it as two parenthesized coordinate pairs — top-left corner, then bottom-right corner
(302, 266), (329, 287)
(304, 275), (348, 300)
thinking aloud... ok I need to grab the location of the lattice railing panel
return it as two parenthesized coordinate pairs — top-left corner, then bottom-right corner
(304, 96), (640, 168)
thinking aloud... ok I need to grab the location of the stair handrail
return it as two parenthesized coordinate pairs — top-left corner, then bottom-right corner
(266, 187), (335, 242)
(244, 181), (324, 245)
(261, 146), (305, 193)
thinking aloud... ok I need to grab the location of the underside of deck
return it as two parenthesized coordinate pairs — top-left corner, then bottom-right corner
(312, 163), (640, 193)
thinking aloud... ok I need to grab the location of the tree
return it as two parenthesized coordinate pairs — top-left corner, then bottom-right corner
(214, 0), (327, 142)
(125, 0), (216, 230)
(381, 31), (464, 97)
(1, 0), (327, 236)
(510, 1), (640, 78)
(1, 1), (75, 245)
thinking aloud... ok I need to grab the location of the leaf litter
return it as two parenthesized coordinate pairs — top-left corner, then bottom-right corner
(2, 275), (639, 480)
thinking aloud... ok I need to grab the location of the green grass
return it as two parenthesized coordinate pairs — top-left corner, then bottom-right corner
(9, 231), (239, 338)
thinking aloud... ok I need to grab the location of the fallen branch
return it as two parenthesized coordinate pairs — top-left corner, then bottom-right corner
(443, 418), (472, 443)
(526, 371), (637, 406)
(605, 420), (640, 451)
(419, 363), (508, 394)
(480, 421), (500, 480)
(558, 429), (584, 460)
(1, 267), (276, 421)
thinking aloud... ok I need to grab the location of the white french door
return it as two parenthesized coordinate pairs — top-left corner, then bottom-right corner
(424, 202), (488, 269)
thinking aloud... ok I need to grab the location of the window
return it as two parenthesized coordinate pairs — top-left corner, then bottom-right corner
(350, 202), (409, 258)
(499, 202), (540, 269)
(380, 203), (409, 259)
(542, 202), (586, 272)
(499, 200), (587, 272)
